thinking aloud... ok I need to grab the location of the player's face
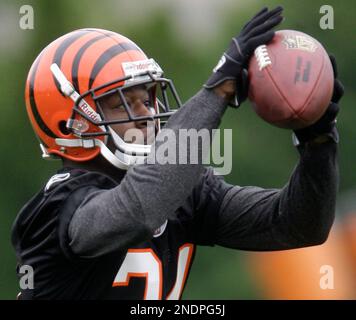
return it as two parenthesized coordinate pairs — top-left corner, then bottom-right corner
(99, 85), (156, 144)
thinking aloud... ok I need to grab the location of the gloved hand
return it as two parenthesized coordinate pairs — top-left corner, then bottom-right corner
(204, 6), (284, 107)
(293, 55), (344, 145)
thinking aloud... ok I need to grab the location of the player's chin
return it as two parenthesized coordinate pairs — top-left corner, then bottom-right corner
(122, 127), (151, 145)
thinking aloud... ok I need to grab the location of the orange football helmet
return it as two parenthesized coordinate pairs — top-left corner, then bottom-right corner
(25, 28), (181, 169)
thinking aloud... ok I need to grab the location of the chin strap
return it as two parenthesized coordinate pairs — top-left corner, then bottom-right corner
(55, 138), (148, 170)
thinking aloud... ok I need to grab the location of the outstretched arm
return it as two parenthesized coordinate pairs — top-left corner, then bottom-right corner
(215, 140), (338, 251)
(215, 55), (344, 251)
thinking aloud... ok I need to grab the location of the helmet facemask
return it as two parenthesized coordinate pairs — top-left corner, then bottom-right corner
(52, 58), (182, 170)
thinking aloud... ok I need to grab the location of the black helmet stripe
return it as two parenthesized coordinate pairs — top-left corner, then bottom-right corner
(29, 30), (90, 139)
(29, 53), (57, 138)
(52, 30), (90, 96)
(88, 42), (141, 90)
(71, 34), (108, 92)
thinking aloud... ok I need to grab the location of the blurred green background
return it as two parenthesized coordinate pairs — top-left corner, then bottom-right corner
(0, 0), (355, 299)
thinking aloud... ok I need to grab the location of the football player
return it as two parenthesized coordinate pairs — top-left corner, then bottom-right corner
(12, 6), (344, 299)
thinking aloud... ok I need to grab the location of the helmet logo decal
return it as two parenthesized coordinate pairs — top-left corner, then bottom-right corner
(78, 99), (101, 122)
(122, 59), (163, 84)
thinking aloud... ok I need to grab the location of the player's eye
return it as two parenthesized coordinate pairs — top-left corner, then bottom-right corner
(112, 103), (125, 111)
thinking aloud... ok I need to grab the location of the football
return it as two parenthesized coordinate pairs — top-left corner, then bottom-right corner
(248, 29), (334, 129)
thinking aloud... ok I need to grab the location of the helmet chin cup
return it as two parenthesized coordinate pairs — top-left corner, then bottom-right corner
(109, 127), (151, 156)
(98, 140), (136, 170)
(106, 127), (151, 169)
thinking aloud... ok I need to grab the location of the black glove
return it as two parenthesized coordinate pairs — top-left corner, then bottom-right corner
(204, 6), (284, 107)
(293, 55), (344, 145)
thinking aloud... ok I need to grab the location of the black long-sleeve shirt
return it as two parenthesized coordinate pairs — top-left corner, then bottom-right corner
(12, 88), (337, 299)
(69, 88), (337, 256)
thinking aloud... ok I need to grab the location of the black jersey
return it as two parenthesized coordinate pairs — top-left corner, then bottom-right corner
(12, 167), (231, 300)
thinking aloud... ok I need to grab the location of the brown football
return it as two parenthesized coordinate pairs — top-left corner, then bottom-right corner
(248, 30), (334, 129)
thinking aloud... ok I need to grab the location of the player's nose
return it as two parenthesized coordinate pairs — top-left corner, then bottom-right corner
(134, 101), (154, 128)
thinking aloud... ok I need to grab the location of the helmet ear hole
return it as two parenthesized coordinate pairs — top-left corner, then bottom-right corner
(58, 120), (71, 136)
